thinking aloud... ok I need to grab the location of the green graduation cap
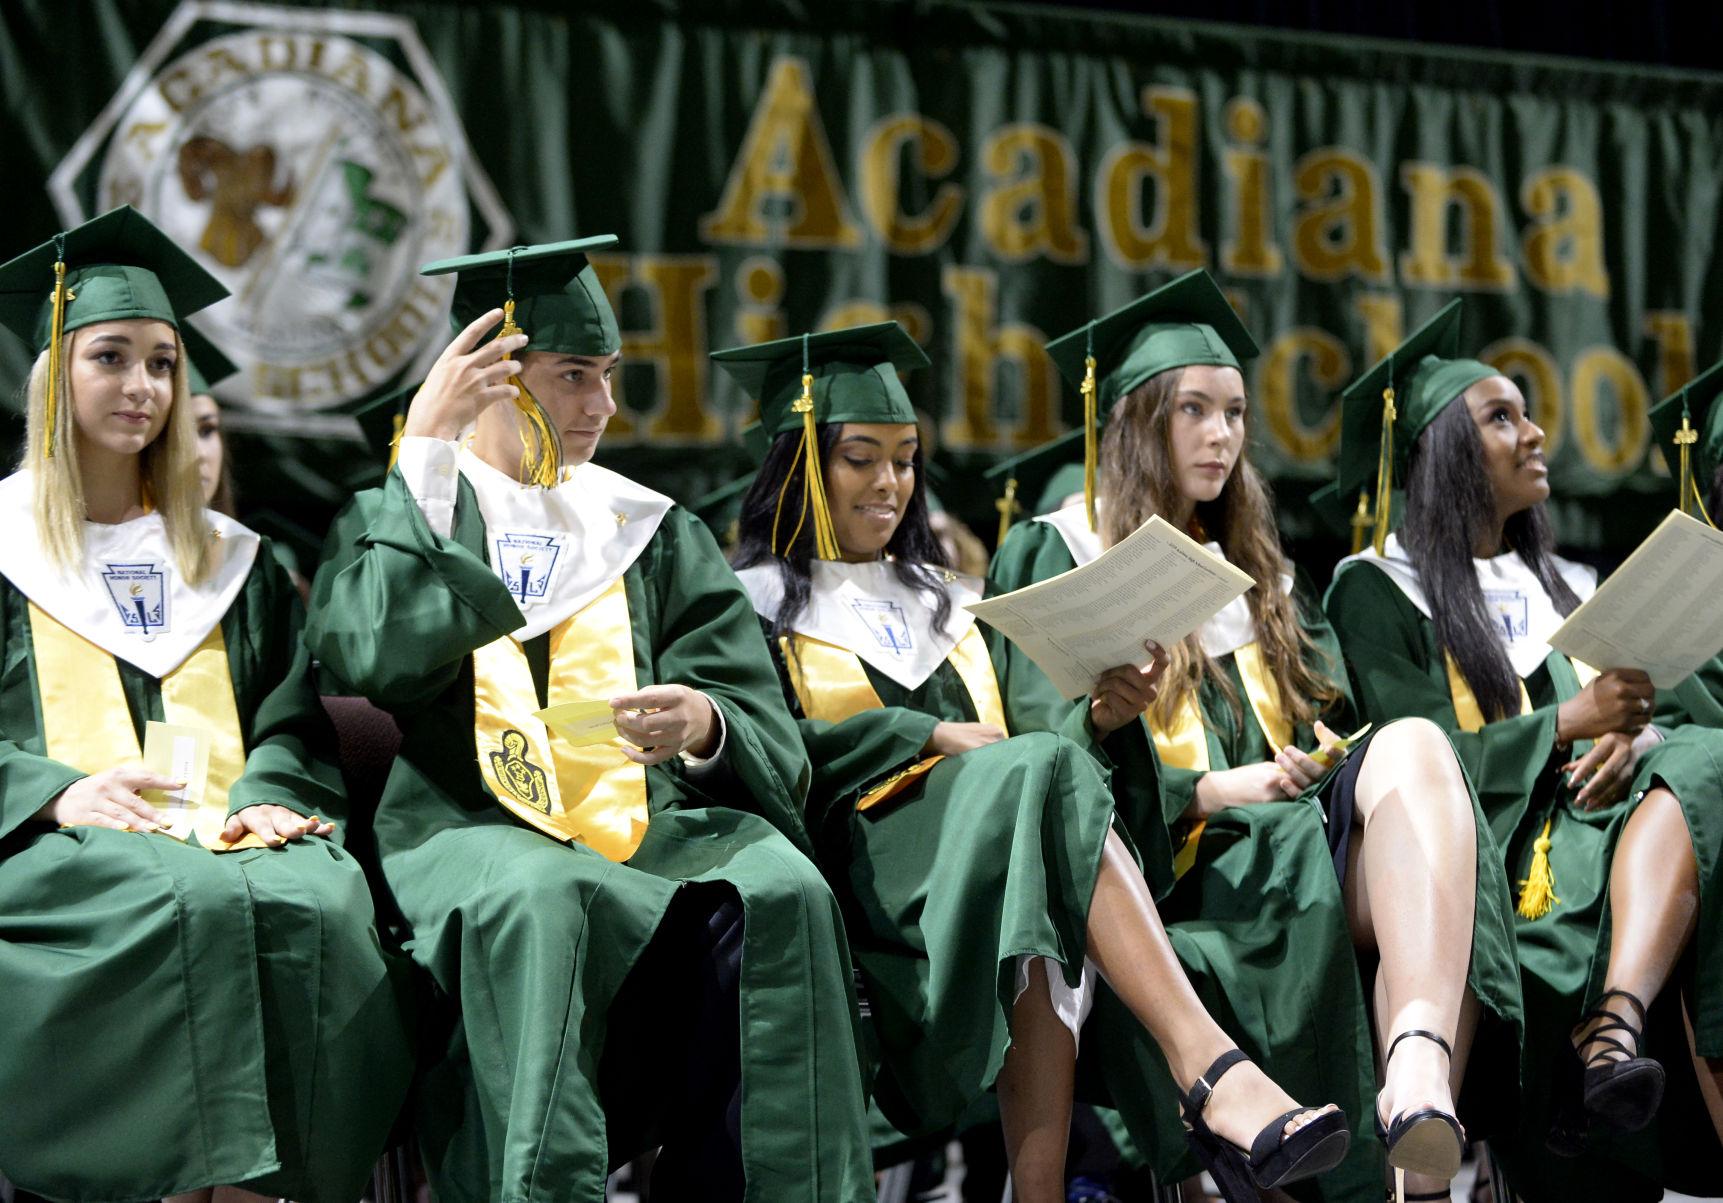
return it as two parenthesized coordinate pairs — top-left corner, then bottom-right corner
(419, 236), (621, 488)
(1334, 299), (1499, 554)
(0, 205), (228, 456)
(710, 322), (928, 559)
(179, 323), (238, 396)
(1043, 270), (1259, 532)
(1649, 357), (1723, 526)
(981, 428), (1085, 544)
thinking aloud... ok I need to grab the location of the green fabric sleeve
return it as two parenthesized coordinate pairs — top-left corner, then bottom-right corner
(225, 541), (350, 835)
(306, 470), (524, 709)
(0, 580), (85, 835)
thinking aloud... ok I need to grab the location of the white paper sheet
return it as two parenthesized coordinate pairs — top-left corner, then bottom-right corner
(967, 515), (1255, 698)
(1548, 510), (1723, 689)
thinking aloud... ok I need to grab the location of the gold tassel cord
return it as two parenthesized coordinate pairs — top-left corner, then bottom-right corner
(995, 476), (1021, 546)
(1517, 815), (1560, 919)
(497, 296), (560, 488)
(1349, 487), (1373, 556)
(45, 248), (73, 459)
(1372, 383), (1396, 556)
(770, 354), (842, 561)
(387, 411), (404, 471)
(1675, 411), (1717, 529)
(1081, 345), (1099, 534)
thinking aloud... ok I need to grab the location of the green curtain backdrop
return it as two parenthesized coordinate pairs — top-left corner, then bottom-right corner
(2, 0), (1720, 562)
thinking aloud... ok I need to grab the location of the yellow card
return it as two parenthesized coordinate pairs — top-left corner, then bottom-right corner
(1310, 722), (1373, 771)
(141, 720), (212, 840)
(536, 700), (619, 748)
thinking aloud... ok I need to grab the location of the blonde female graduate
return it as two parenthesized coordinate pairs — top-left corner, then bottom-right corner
(717, 323), (1349, 1203)
(0, 208), (412, 1202)
(1324, 302), (1723, 1201)
(990, 272), (1523, 1203)
(307, 239), (873, 1203)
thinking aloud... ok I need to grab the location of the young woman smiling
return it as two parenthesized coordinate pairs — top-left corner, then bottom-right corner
(991, 273), (1523, 1203)
(1326, 302), (1723, 1202)
(0, 209), (411, 1203)
(721, 323), (1349, 1203)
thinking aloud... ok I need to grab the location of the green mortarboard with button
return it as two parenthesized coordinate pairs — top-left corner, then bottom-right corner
(0, 205), (228, 457)
(981, 428), (1085, 545)
(334, 382), (418, 470)
(419, 236), (620, 488)
(1649, 358), (1723, 528)
(710, 322), (928, 559)
(1042, 269), (1258, 534)
(1334, 299), (1499, 554)
(180, 323), (238, 396)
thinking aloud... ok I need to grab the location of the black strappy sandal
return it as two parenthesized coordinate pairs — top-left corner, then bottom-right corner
(1574, 988), (1665, 1132)
(1376, 1029), (1465, 1200)
(1177, 1048), (1351, 1202)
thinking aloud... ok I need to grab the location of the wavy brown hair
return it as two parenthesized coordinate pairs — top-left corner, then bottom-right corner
(1099, 366), (1340, 730)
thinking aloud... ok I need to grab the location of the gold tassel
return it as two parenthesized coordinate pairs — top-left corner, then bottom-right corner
(1517, 816), (1560, 920)
(1371, 384), (1396, 556)
(1081, 347), (1099, 533)
(1675, 409), (1717, 529)
(1349, 487), (1373, 556)
(771, 358), (842, 560)
(44, 249), (73, 459)
(497, 297), (559, 488)
(386, 411), (404, 471)
(995, 476), (1021, 546)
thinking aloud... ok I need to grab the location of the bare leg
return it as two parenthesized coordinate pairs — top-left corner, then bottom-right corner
(210, 1190), (276, 1203)
(1346, 718), (1481, 1198)
(1684, 1000), (1723, 1146)
(1084, 829), (1336, 1155)
(1579, 788), (1699, 1064)
(164, 1193), (214, 1203)
(997, 966), (1078, 1203)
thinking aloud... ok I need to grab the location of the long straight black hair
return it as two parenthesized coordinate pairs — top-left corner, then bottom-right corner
(1401, 397), (1581, 722)
(732, 423), (952, 643)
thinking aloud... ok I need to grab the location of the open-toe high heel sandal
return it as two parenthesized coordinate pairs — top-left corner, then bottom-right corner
(1177, 1048), (1351, 1202)
(1376, 1029), (1464, 1199)
(1574, 988), (1664, 1132)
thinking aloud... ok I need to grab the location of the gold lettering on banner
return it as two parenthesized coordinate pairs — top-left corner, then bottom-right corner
(699, 58), (864, 248)
(820, 301), (933, 349)
(1481, 337), (1565, 462)
(980, 124), (1089, 264)
(1571, 346), (1650, 475)
(1643, 312), (1696, 475)
(734, 256), (787, 348)
(1291, 149), (1388, 282)
(1353, 293), (1404, 362)
(1399, 163), (1517, 290)
(941, 266), (1059, 449)
(1258, 328), (1349, 461)
(1098, 87), (1208, 271)
(591, 255), (721, 441)
(1521, 168), (1609, 297)
(1221, 98), (1283, 277)
(859, 115), (965, 254)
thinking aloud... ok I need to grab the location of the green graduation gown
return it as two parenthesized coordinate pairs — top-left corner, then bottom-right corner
(737, 558), (1164, 1141)
(1326, 549), (1723, 1201)
(0, 495), (412, 1203)
(307, 449), (872, 1203)
(992, 514), (1522, 1203)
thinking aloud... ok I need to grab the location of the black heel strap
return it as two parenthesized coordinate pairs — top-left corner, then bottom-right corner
(1184, 1047), (1250, 1115)
(1385, 1028), (1453, 1067)
(1595, 988), (1649, 1023)
(1402, 1192), (1452, 1201)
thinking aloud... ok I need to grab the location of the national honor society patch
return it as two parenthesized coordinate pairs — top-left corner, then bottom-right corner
(102, 562), (169, 636)
(493, 531), (565, 607)
(1484, 589), (1530, 642)
(850, 598), (914, 654)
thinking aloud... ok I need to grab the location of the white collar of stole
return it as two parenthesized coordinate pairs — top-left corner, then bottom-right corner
(0, 470), (258, 678)
(458, 448), (673, 642)
(737, 559), (984, 691)
(1034, 504), (1292, 659)
(1336, 532), (1597, 679)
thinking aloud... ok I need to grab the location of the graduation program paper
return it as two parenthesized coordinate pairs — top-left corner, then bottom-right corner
(1549, 510), (1723, 689)
(968, 515), (1255, 698)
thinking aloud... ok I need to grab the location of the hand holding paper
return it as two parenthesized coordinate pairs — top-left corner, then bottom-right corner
(536, 700), (622, 748)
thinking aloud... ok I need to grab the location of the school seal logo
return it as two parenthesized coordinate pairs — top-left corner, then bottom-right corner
(49, 2), (511, 415)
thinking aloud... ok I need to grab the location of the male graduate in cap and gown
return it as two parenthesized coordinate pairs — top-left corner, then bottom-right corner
(306, 237), (872, 1203)
(0, 207), (412, 1202)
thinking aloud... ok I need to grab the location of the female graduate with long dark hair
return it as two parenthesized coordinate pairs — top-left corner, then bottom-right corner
(719, 323), (1350, 1203)
(0, 208), (411, 1202)
(1325, 303), (1723, 1202)
(990, 273), (1523, 1203)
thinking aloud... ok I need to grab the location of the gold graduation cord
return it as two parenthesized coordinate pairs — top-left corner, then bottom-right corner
(387, 412), (404, 471)
(44, 244), (73, 459)
(995, 477), (1021, 547)
(28, 601), (246, 847)
(1372, 384), (1396, 556)
(471, 576), (648, 862)
(1349, 488), (1374, 556)
(498, 295), (561, 488)
(1674, 411), (1718, 528)
(772, 369), (843, 561)
(1081, 340), (1099, 534)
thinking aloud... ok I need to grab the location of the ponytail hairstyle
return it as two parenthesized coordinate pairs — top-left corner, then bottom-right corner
(1401, 393), (1579, 721)
(1099, 365), (1340, 729)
